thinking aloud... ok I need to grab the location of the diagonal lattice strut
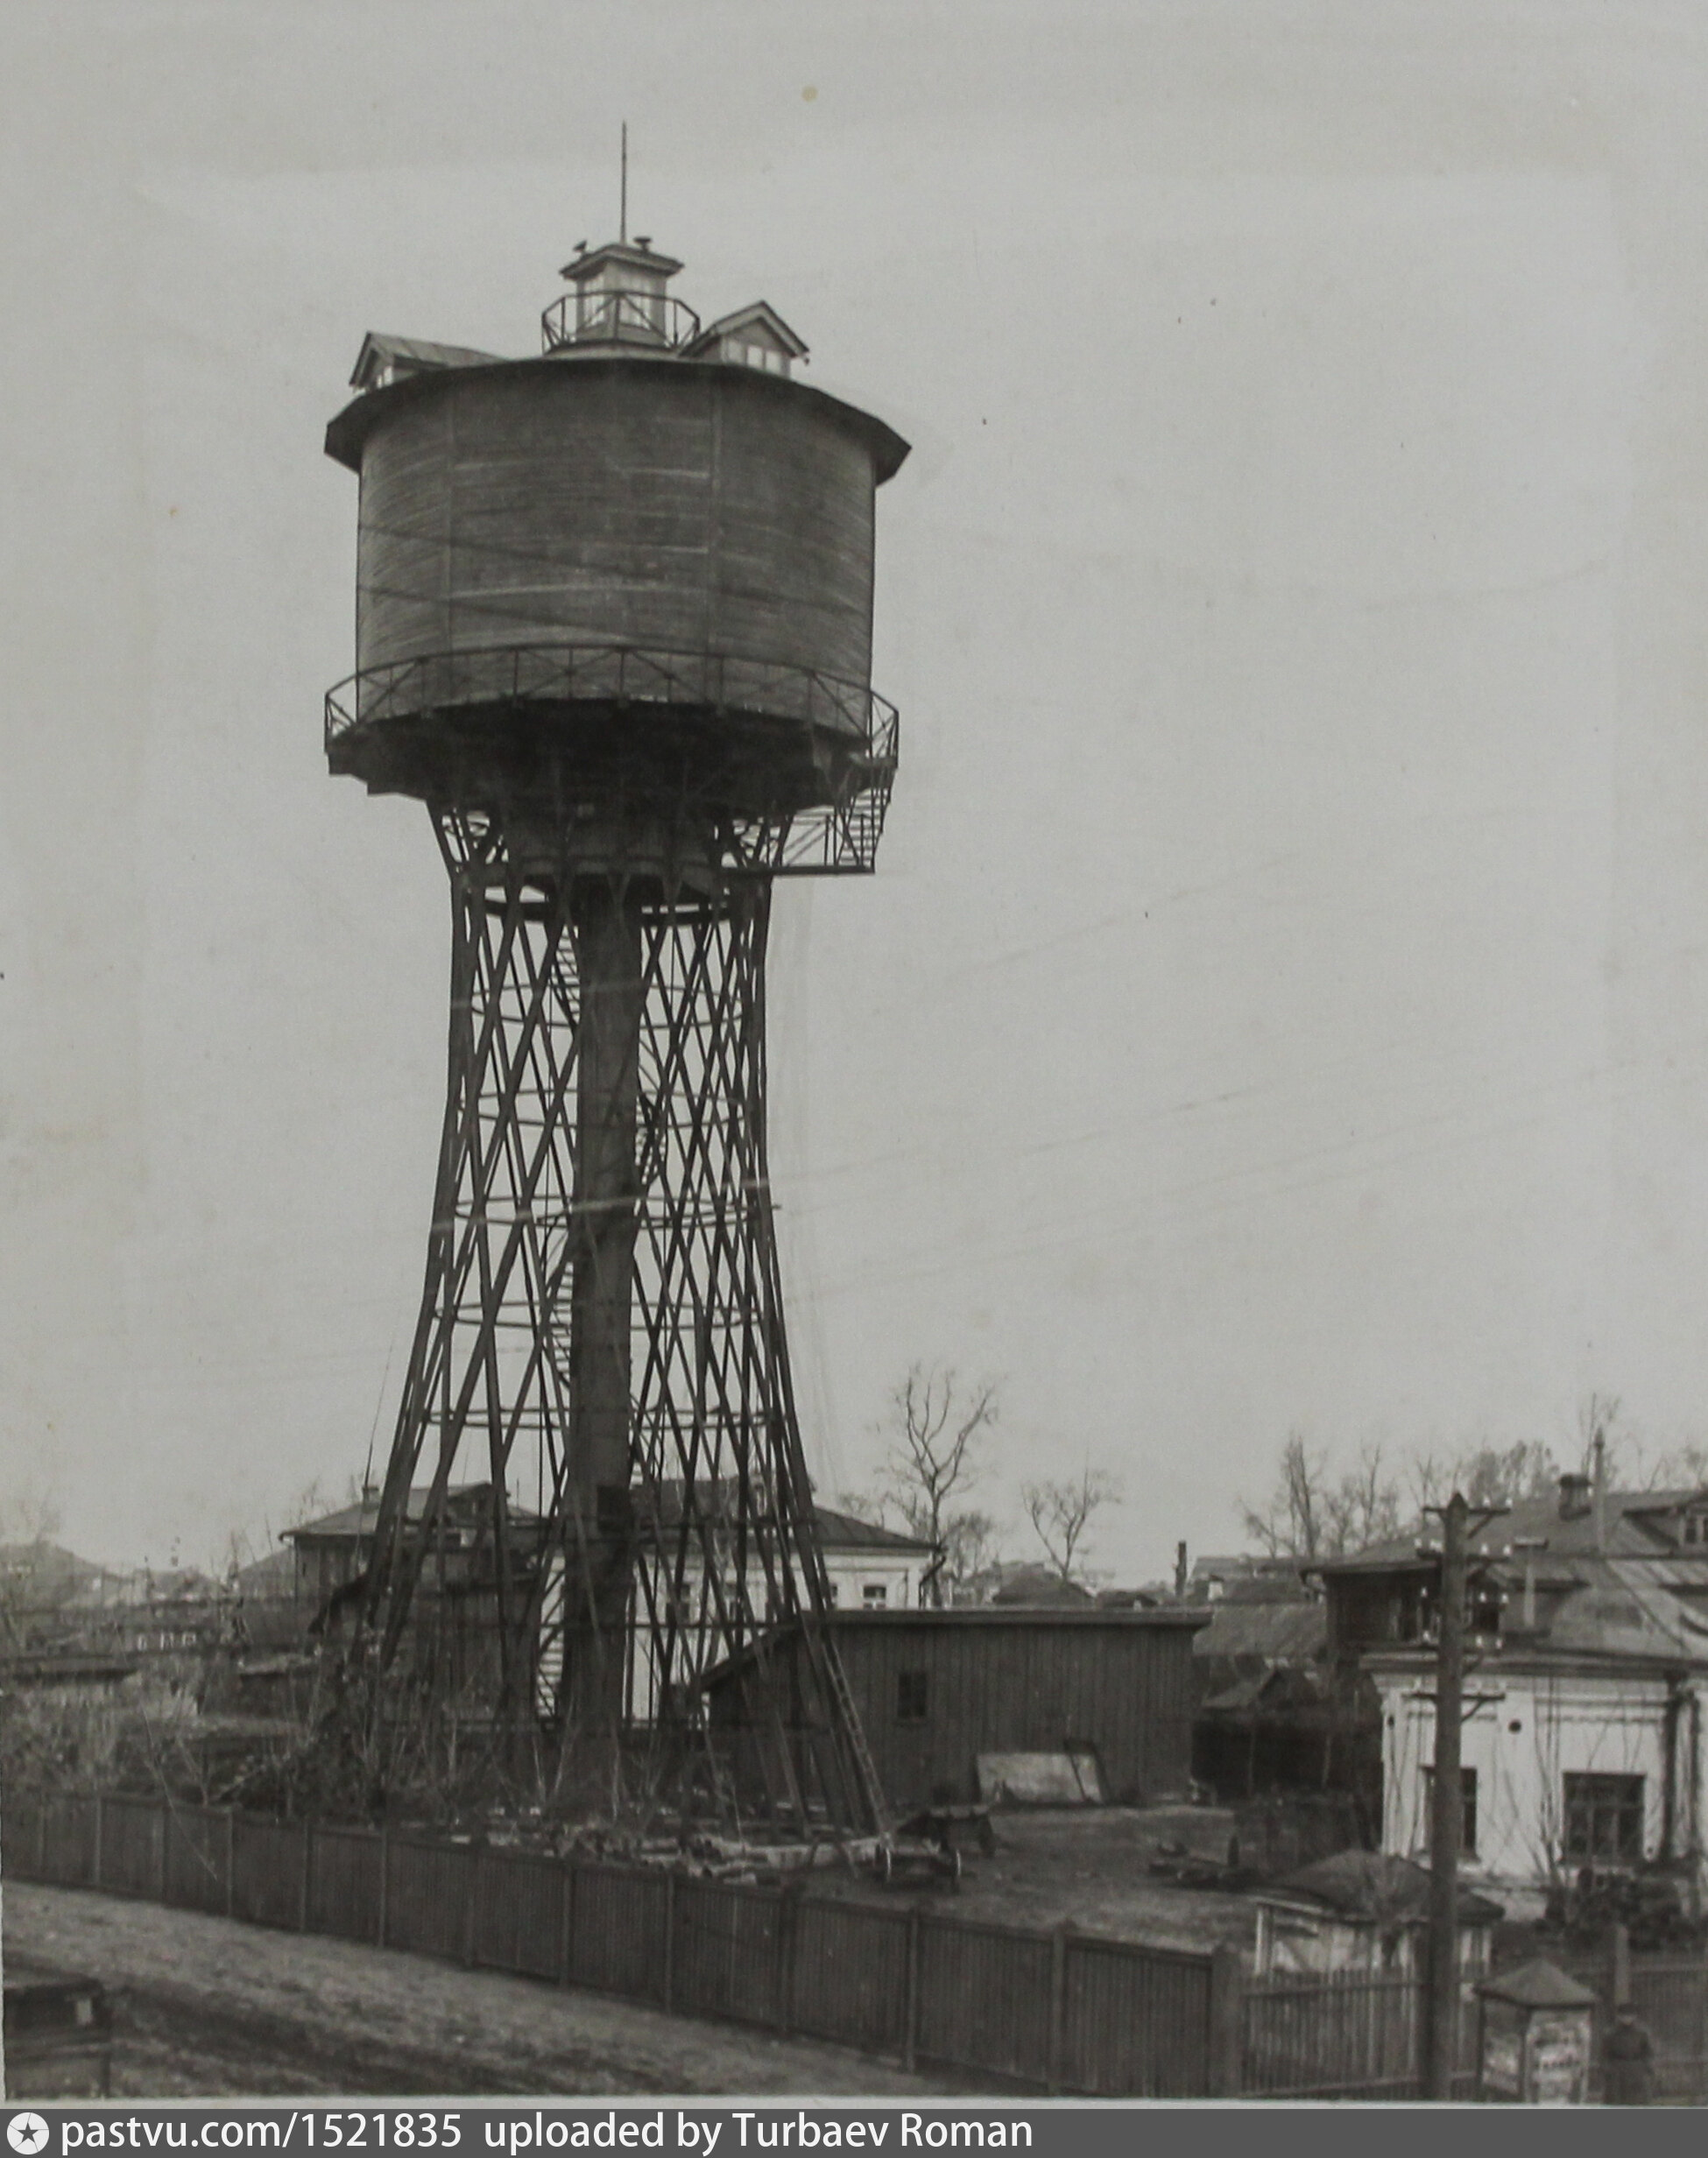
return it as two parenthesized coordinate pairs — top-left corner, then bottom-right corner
(349, 805), (884, 1836)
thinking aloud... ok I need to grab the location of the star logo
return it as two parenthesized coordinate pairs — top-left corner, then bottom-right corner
(6, 2116), (50, 2156)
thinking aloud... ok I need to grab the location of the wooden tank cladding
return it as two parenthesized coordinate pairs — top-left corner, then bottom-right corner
(350, 359), (885, 703)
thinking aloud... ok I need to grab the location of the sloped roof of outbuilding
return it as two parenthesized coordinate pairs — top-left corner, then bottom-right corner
(1263, 1850), (1503, 1926)
(1193, 1598), (1326, 1664)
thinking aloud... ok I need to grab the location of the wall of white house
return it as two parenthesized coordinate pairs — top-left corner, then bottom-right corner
(1378, 1668), (1704, 1885)
(820, 1551), (919, 1611)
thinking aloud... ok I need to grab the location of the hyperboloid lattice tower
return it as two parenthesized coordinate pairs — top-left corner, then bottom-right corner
(322, 233), (907, 1832)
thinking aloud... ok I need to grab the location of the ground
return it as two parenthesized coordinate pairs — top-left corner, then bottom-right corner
(816, 1804), (1260, 1956)
(3, 1885), (967, 2101)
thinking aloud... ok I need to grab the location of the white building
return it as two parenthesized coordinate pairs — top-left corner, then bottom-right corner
(534, 1488), (936, 1720)
(1328, 1480), (1708, 1899)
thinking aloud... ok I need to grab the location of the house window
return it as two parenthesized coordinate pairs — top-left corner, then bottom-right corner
(1682, 1510), (1708, 1547)
(862, 1583), (887, 1608)
(897, 1670), (928, 1724)
(1563, 1773), (1644, 1863)
(1423, 1766), (1479, 1857)
(825, 1582), (838, 1606)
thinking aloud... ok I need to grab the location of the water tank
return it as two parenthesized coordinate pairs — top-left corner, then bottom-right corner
(324, 284), (909, 820)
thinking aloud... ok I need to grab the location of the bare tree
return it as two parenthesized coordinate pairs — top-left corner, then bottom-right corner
(0, 1487), (64, 1547)
(1411, 1440), (1560, 1514)
(941, 1508), (1002, 1601)
(1021, 1466), (1122, 1584)
(1650, 1441), (1708, 1490)
(874, 1365), (1000, 1607)
(1240, 1432), (1331, 1560)
(1241, 1433), (1404, 1561)
(1321, 1445), (1405, 1554)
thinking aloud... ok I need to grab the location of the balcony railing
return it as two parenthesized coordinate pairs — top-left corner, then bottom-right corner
(540, 290), (702, 355)
(323, 641), (900, 875)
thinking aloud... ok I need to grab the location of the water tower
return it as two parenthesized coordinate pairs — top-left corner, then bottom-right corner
(322, 226), (907, 1830)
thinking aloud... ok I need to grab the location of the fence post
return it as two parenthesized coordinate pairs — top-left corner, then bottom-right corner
(1610, 1921), (1631, 2010)
(1207, 1943), (1244, 2098)
(465, 1846), (481, 1968)
(902, 1908), (921, 2074)
(225, 1809), (236, 1920)
(559, 1859), (577, 1989)
(661, 1872), (677, 2014)
(36, 1793), (47, 1879)
(377, 1828), (390, 1950)
(1047, 1923), (1069, 2095)
(157, 1802), (169, 1902)
(92, 1793), (104, 1891)
(299, 1820), (313, 1932)
(776, 1888), (798, 2039)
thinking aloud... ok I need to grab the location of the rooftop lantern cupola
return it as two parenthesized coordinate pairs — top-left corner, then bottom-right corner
(541, 236), (699, 354)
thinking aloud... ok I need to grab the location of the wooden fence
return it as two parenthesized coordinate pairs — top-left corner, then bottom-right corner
(0, 1790), (1232, 2098)
(23, 1790), (1699, 2099)
(1557, 1944), (1708, 2104)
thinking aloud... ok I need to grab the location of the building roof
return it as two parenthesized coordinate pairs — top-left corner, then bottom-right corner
(1477, 1958), (1597, 2009)
(989, 1566), (1096, 1608)
(812, 1506), (935, 1555)
(1324, 1481), (1708, 1672)
(285, 1485), (506, 1542)
(702, 1603), (1210, 1690)
(286, 1482), (928, 1555)
(349, 333), (505, 391)
(560, 239), (685, 285)
(0, 1541), (115, 1598)
(685, 302), (809, 362)
(232, 1546), (297, 1597)
(1317, 1484), (1708, 1576)
(1193, 1598), (1328, 1668)
(636, 1483), (934, 1554)
(1262, 1850), (1504, 1927)
(1201, 1666), (1328, 1714)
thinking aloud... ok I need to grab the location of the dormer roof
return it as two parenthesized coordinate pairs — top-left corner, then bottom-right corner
(350, 333), (504, 393)
(687, 302), (809, 363)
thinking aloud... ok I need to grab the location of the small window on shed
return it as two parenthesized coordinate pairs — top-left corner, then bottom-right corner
(897, 1670), (928, 1724)
(863, 1582), (888, 1608)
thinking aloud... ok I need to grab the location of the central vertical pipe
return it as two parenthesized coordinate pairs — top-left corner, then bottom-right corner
(562, 870), (646, 1752)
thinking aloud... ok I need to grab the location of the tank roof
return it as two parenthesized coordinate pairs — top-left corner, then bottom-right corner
(323, 349), (910, 484)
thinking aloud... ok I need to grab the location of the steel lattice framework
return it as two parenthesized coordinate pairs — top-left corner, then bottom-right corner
(351, 800), (884, 1834)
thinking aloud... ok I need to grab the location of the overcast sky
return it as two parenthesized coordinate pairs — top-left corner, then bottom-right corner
(5, 0), (1708, 1583)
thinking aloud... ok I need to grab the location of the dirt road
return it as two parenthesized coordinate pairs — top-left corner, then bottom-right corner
(4, 1884), (965, 2101)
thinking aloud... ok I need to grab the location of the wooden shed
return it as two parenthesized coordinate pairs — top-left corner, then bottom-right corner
(705, 1606), (1209, 1814)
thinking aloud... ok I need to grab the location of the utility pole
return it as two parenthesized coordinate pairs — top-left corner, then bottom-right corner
(1421, 1491), (1507, 2100)
(1423, 1490), (1468, 2101)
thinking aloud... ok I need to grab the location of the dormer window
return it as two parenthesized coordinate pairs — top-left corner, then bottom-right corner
(684, 303), (809, 380)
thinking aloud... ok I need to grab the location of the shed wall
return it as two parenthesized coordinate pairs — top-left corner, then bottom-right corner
(716, 1618), (1200, 1811)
